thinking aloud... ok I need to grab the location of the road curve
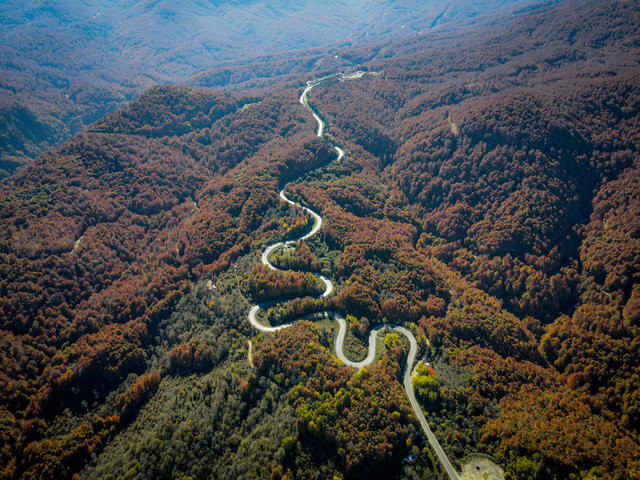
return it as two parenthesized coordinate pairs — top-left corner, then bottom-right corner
(247, 74), (459, 480)
(300, 83), (325, 137)
(397, 327), (460, 480)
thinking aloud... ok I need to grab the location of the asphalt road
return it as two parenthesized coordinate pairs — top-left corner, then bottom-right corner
(247, 73), (460, 480)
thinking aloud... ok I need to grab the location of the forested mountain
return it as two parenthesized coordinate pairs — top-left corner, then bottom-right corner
(298, 1), (640, 476)
(1, 0), (639, 479)
(0, 0), (536, 179)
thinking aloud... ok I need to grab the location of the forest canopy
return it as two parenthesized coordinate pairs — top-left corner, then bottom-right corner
(1, 0), (639, 479)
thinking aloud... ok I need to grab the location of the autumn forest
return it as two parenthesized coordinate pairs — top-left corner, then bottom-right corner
(1, 0), (639, 479)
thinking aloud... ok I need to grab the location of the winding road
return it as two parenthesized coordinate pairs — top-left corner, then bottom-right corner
(247, 73), (460, 480)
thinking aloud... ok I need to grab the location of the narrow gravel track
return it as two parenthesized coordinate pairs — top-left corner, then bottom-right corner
(247, 73), (460, 480)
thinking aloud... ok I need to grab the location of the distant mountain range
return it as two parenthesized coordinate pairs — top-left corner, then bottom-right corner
(0, 0), (538, 178)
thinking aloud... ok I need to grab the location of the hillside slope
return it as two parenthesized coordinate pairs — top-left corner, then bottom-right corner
(303, 0), (640, 477)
